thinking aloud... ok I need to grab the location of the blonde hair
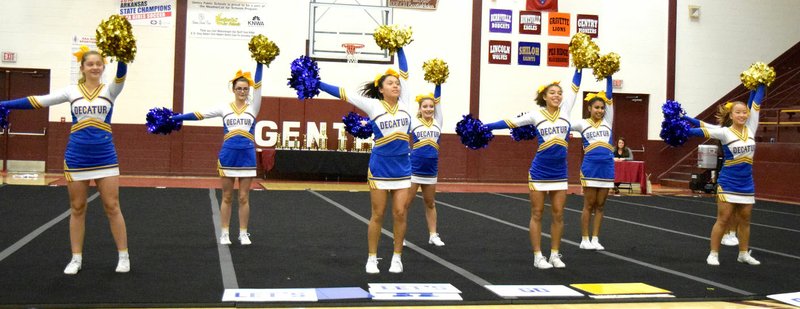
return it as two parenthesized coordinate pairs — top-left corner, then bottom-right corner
(77, 50), (104, 84)
(715, 101), (747, 127)
(416, 97), (435, 119)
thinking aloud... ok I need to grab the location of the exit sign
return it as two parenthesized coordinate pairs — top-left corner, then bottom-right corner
(2, 51), (16, 63)
(612, 79), (623, 89)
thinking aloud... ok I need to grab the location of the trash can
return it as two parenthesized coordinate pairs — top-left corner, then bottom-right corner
(698, 145), (718, 169)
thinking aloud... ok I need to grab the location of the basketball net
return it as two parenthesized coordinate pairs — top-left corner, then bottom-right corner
(342, 43), (364, 64)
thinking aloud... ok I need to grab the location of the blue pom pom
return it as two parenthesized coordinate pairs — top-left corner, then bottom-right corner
(342, 112), (373, 139)
(287, 55), (321, 100)
(146, 107), (183, 135)
(510, 113), (537, 141)
(0, 105), (9, 129)
(455, 114), (494, 150)
(660, 100), (690, 146)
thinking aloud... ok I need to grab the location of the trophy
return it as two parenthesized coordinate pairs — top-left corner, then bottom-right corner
(276, 133), (283, 149)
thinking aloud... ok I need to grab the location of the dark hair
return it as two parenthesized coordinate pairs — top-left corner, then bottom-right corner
(231, 77), (250, 91)
(535, 83), (562, 107)
(615, 137), (631, 156)
(715, 101), (746, 127)
(78, 51), (104, 84)
(359, 74), (399, 100)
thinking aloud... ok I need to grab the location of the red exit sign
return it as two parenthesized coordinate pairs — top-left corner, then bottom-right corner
(2, 51), (16, 63)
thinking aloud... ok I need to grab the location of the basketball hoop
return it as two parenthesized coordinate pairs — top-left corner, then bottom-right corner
(342, 43), (365, 64)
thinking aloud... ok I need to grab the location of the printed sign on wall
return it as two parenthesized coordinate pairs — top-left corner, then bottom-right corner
(577, 14), (599, 38)
(519, 11), (542, 35)
(489, 9), (513, 33)
(547, 43), (569, 67)
(187, 0), (268, 40)
(548, 12), (570, 36)
(518, 42), (541, 66)
(488, 40), (512, 64)
(119, 0), (175, 27)
(526, 0), (558, 12)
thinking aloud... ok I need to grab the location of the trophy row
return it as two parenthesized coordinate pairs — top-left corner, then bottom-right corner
(274, 128), (373, 152)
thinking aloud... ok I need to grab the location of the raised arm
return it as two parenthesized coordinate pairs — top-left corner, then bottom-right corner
(747, 83), (766, 131)
(397, 47), (411, 111)
(251, 62), (264, 115)
(559, 69), (583, 117)
(433, 84), (442, 125)
(108, 62), (127, 99)
(603, 75), (614, 125)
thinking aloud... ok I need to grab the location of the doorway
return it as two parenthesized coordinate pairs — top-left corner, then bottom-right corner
(581, 92), (649, 159)
(0, 68), (51, 173)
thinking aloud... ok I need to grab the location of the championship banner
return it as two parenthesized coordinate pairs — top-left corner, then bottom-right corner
(119, 0), (175, 27)
(577, 14), (599, 38)
(547, 43), (569, 67)
(489, 9), (513, 33)
(187, 0), (268, 40)
(519, 11), (542, 35)
(518, 42), (541, 66)
(526, 0), (558, 12)
(488, 40), (512, 65)
(548, 12), (570, 36)
(388, 0), (438, 10)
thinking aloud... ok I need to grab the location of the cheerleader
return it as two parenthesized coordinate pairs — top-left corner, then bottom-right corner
(684, 84), (765, 266)
(172, 63), (263, 246)
(484, 69), (583, 269)
(572, 75), (614, 251)
(0, 47), (130, 274)
(407, 84), (444, 247)
(319, 48), (412, 274)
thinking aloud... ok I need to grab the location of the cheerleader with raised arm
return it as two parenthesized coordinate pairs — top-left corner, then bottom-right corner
(483, 69), (583, 269)
(683, 83), (766, 266)
(171, 63), (263, 246)
(572, 75), (614, 251)
(407, 84), (445, 246)
(318, 47), (413, 274)
(0, 47), (131, 275)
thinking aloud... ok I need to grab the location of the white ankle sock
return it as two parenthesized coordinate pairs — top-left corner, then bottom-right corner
(72, 253), (83, 262)
(582, 236), (590, 242)
(118, 250), (129, 260)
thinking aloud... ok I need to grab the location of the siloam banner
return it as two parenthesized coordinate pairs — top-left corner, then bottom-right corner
(518, 42), (541, 66)
(489, 9), (513, 33)
(488, 40), (512, 65)
(576, 14), (599, 38)
(547, 43), (569, 67)
(519, 11), (542, 35)
(187, 0), (267, 40)
(119, 0), (175, 27)
(548, 12), (571, 37)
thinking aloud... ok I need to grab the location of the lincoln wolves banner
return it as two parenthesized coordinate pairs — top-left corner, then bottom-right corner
(527, 0), (558, 12)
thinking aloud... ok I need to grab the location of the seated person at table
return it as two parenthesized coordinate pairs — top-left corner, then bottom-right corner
(613, 137), (633, 193)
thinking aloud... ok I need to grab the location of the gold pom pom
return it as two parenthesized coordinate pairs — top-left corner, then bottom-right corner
(740, 62), (776, 90)
(373, 24), (413, 55)
(592, 52), (621, 81)
(569, 33), (599, 69)
(248, 34), (280, 66)
(95, 15), (137, 63)
(422, 58), (449, 85)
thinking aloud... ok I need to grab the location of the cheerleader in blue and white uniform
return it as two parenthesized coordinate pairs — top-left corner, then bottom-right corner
(172, 63), (263, 246)
(0, 48), (130, 275)
(484, 69), (583, 269)
(407, 84), (444, 247)
(684, 83), (765, 266)
(572, 75), (614, 251)
(319, 48), (412, 274)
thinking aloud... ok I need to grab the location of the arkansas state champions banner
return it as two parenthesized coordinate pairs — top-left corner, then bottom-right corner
(526, 0), (558, 12)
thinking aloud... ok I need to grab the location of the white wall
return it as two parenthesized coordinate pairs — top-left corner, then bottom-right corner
(0, 0), (176, 124)
(183, 0), (473, 133)
(479, 0), (669, 138)
(675, 0), (800, 120)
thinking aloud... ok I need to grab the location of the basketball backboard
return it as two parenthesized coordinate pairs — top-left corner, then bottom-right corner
(308, 0), (394, 64)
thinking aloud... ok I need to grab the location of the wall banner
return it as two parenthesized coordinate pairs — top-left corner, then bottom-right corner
(187, 0), (268, 40)
(119, 0), (175, 27)
(577, 14), (599, 38)
(548, 12), (570, 36)
(488, 40), (512, 65)
(489, 9), (513, 33)
(526, 0), (558, 12)
(518, 42), (541, 66)
(388, 0), (438, 10)
(519, 11), (542, 35)
(547, 43), (569, 67)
